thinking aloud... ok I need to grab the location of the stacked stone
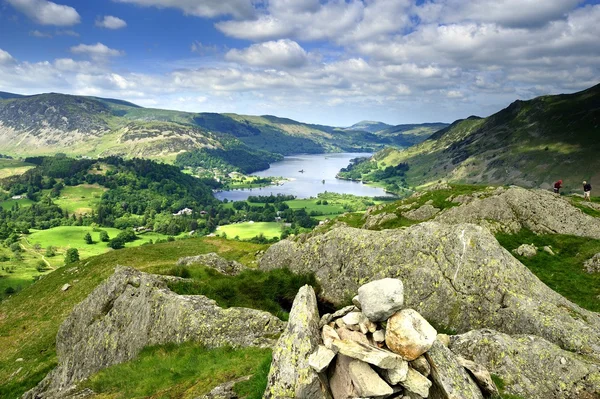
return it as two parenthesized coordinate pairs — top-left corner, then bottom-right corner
(306, 278), (493, 399)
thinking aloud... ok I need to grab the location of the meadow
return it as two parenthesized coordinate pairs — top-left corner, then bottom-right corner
(0, 198), (34, 210)
(51, 184), (107, 215)
(0, 158), (35, 179)
(217, 222), (282, 240)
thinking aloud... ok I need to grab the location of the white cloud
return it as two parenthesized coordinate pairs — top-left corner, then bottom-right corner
(113, 0), (256, 19)
(190, 41), (219, 55)
(225, 40), (309, 68)
(70, 43), (125, 60)
(6, 0), (80, 26)
(30, 30), (53, 38)
(0, 49), (15, 64)
(96, 16), (127, 30)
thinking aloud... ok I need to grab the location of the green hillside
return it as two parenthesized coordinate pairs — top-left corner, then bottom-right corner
(345, 83), (600, 192)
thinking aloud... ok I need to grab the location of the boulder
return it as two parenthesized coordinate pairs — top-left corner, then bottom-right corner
(264, 285), (330, 399)
(380, 361), (409, 385)
(409, 356), (430, 378)
(513, 244), (537, 258)
(456, 356), (499, 397)
(176, 253), (245, 276)
(400, 367), (432, 398)
(357, 278), (404, 322)
(348, 360), (394, 397)
(425, 340), (483, 399)
(450, 329), (600, 399)
(309, 345), (337, 373)
(331, 339), (404, 369)
(259, 223), (600, 358)
(329, 355), (358, 399)
(584, 253), (600, 274)
(404, 204), (440, 221)
(386, 309), (437, 361)
(25, 267), (284, 399)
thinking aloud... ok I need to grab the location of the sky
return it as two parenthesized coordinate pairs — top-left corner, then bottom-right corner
(0, 0), (599, 126)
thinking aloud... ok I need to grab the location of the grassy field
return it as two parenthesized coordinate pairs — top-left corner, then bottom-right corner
(80, 343), (271, 399)
(53, 184), (107, 215)
(0, 246), (54, 300)
(0, 198), (34, 210)
(217, 222), (283, 240)
(0, 237), (270, 398)
(0, 158), (35, 179)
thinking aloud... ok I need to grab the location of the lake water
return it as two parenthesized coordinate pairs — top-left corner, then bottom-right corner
(215, 153), (392, 201)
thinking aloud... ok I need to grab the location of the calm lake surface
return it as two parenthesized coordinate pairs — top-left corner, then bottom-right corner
(215, 153), (392, 201)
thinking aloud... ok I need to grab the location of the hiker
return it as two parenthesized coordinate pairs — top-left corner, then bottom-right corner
(553, 180), (563, 194)
(583, 181), (592, 201)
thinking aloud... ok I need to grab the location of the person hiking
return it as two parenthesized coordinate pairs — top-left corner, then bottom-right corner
(583, 181), (592, 201)
(553, 180), (563, 194)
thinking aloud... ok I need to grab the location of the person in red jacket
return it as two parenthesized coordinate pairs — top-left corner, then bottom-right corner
(553, 180), (563, 194)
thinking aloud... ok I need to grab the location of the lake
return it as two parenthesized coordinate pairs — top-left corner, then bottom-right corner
(215, 153), (392, 201)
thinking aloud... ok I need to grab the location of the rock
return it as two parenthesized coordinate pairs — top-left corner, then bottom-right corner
(456, 356), (499, 397)
(373, 330), (385, 343)
(198, 376), (251, 399)
(348, 360), (394, 397)
(425, 340), (484, 399)
(409, 356), (430, 377)
(542, 246), (555, 256)
(364, 212), (398, 230)
(386, 309), (437, 361)
(25, 267), (284, 399)
(329, 355), (358, 399)
(15, 358), (24, 362)
(331, 339), (404, 369)
(260, 223), (600, 358)
(400, 368), (432, 398)
(309, 345), (337, 373)
(434, 186), (600, 239)
(176, 253), (245, 276)
(513, 244), (537, 258)
(357, 278), (404, 322)
(352, 295), (361, 309)
(380, 361), (409, 385)
(332, 305), (358, 319)
(264, 285), (330, 399)
(323, 325), (340, 349)
(341, 311), (364, 326)
(584, 253), (600, 273)
(450, 329), (600, 399)
(337, 327), (370, 345)
(404, 204), (440, 221)
(61, 283), (71, 292)
(436, 334), (450, 347)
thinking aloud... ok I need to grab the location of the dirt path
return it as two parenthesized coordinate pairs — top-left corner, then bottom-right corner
(20, 238), (54, 270)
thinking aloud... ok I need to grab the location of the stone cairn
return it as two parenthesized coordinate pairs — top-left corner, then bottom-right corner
(307, 278), (495, 399)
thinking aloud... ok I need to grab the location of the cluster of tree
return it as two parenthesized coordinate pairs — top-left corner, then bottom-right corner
(247, 194), (296, 203)
(0, 154), (13, 159)
(338, 157), (378, 180)
(175, 144), (282, 174)
(338, 157), (410, 193)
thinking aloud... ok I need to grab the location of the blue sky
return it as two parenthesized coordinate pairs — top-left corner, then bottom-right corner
(0, 0), (599, 126)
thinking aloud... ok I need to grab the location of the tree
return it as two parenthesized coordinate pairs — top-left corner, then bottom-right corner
(99, 231), (110, 242)
(84, 232), (93, 245)
(45, 246), (56, 257)
(65, 248), (79, 265)
(9, 242), (21, 253)
(108, 237), (125, 250)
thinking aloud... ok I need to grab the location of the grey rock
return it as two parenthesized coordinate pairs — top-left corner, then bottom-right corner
(425, 340), (483, 399)
(25, 267), (284, 399)
(176, 253), (245, 276)
(404, 204), (440, 221)
(542, 246), (555, 256)
(373, 330), (385, 343)
(456, 356), (499, 397)
(436, 334), (451, 348)
(259, 223), (600, 358)
(386, 309), (437, 361)
(198, 376), (251, 399)
(409, 356), (430, 378)
(329, 355), (358, 399)
(331, 339), (404, 369)
(341, 311), (365, 326)
(513, 243), (537, 258)
(380, 361), (409, 385)
(584, 253), (600, 274)
(331, 305), (358, 319)
(400, 368), (432, 398)
(61, 283), (71, 292)
(358, 278), (404, 322)
(363, 212), (398, 230)
(337, 327), (370, 345)
(348, 360), (393, 397)
(264, 285), (330, 399)
(450, 329), (600, 399)
(322, 325), (341, 349)
(309, 345), (337, 373)
(352, 295), (361, 309)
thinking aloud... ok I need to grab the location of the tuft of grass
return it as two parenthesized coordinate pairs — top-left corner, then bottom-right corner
(80, 342), (271, 399)
(233, 354), (272, 399)
(165, 267), (320, 321)
(495, 229), (600, 312)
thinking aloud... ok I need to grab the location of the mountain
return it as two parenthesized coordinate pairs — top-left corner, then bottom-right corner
(345, 120), (393, 133)
(0, 92), (411, 164)
(350, 83), (600, 192)
(0, 91), (24, 100)
(376, 122), (449, 146)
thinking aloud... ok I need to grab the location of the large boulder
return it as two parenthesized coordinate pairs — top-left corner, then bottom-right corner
(357, 278), (404, 322)
(386, 309), (437, 361)
(434, 186), (600, 239)
(450, 329), (600, 399)
(260, 223), (600, 359)
(264, 285), (331, 399)
(25, 267), (284, 399)
(176, 253), (245, 275)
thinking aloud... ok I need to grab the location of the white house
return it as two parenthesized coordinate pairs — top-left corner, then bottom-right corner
(173, 208), (193, 216)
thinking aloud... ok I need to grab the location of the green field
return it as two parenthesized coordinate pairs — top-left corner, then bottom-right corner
(0, 246), (54, 300)
(0, 159), (35, 179)
(53, 184), (107, 215)
(0, 198), (34, 210)
(217, 222), (283, 240)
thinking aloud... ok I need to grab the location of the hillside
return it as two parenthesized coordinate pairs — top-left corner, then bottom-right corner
(345, 120), (393, 133)
(347, 84), (600, 192)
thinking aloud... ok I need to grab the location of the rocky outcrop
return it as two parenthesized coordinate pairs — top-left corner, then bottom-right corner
(25, 267), (284, 399)
(260, 223), (600, 359)
(450, 329), (600, 399)
(584, 253), (600, 274)
(263, 285), (330, 399)
(404, 204), (441, 221)
(176, 253), (245, 276)
(363, 212), (398, 230)
(198, 376), (251, 399)
(434, 186), (600, 238)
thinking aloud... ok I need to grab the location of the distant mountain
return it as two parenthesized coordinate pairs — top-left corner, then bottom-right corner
(362, 83), (600, 192)
(346, 120), (393, 133)
(0, 91), (25, 100)
(376, 122), (449, 146)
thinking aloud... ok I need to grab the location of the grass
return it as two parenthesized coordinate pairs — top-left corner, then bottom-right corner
(0, 237), (269, 398)
(233, 354), (273, 399)
(80, 342), (271, 399)
(0, 198), (34, 210)
(495, 229), (600, 312)
(0, 159), (35, 179)
(217, 222), (283, 240)
(52, 184), (107, 215)
(165, 266), (320, 321)
(569, 195), (600, 218)
(0, 246), (54, 301)
(490, 374), (527, 399)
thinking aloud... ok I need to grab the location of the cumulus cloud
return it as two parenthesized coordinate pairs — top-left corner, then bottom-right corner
(225, 40), (308, 68)
(113, 0), (256, 19)
(0, 49), (15, 64)
(70, 43), (125, 60)
(96, 16), (127, 30)
(6, 0), (80, 26)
